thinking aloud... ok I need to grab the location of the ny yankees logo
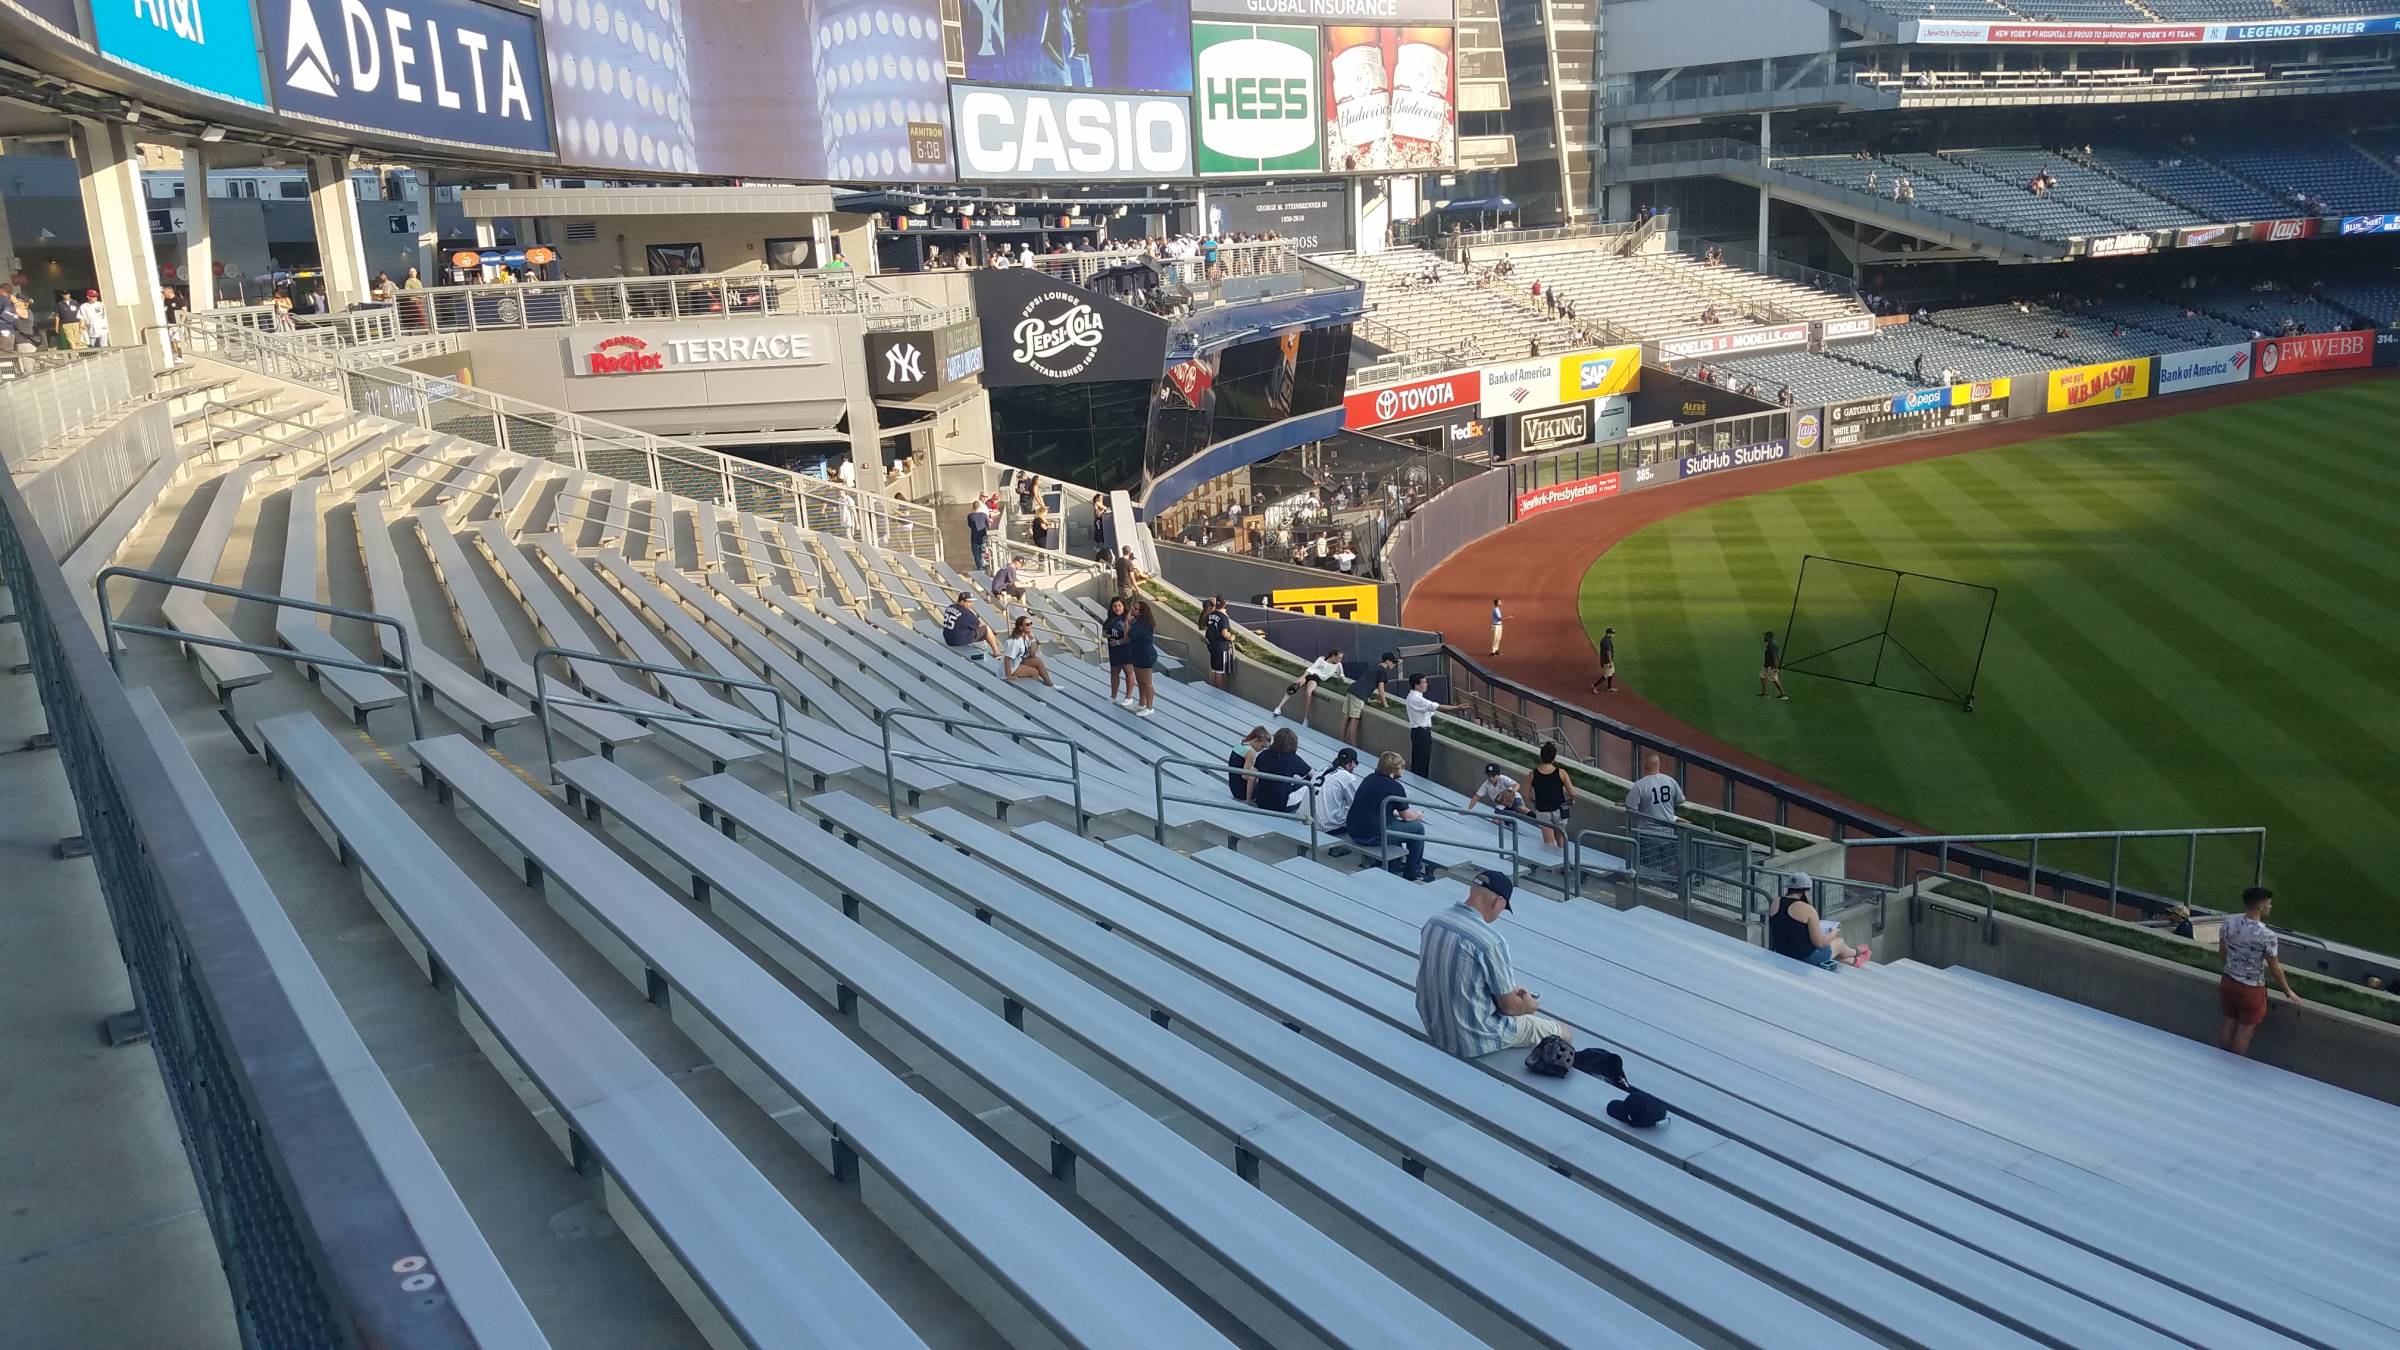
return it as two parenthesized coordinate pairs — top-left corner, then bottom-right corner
(884, 342), (924, 385)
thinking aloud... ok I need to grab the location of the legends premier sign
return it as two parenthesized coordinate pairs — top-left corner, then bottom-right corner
(1344, 368), (1480, 429)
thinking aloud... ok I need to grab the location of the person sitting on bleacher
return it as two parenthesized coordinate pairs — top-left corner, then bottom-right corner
(1226, 726), (1271, 803)
(939, 592), (1003, 661)
(1347, 752), (1429, 881)
(990, 557), (1026, 601)
(1002, 616), (1054, 688)
(1314, 748), (1362, 837)
(1767, 873), (1868, 970)
(1250, 729), (1312, 815)
(1416, 870), (1572, 1059)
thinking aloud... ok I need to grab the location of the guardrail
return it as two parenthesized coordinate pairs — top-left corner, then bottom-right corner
(530, 647), (796, 811)
(1151, 755), (1321, 857)
(0, 344), (151, 467)
(1375, 796), (1535, 881)
(878, 709), (1086, 831)
(1, 394), (486, 1343)
(1854, 826), (2266, 943)
(184, 312), (942, 561)
(1023, 239), (1300, 294)
(363, 270), (912, 338)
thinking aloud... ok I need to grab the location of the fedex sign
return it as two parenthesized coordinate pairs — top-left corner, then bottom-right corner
(1344, 369), (1480, 428)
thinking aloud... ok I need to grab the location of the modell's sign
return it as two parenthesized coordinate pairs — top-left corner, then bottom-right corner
(1654, 324), (1808, 362)
(1343, 368), (1480, 429)
(565, 321), (830, 377)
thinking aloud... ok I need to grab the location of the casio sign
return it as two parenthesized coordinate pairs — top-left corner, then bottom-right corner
(1013, 291), (1107, 380)
(955, 86), (1193, 180)
(1198, 38), (1315, 161)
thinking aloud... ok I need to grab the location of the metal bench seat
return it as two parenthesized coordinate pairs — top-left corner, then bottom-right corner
(350, 492), (531, 743)
(412, 741), (1238, 1350)
(273, 477), (405, 723)
(160, 460), (273, 693)
(254, 713), (925, 1350)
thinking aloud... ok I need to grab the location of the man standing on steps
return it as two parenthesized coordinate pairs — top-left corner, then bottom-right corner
(1760, 629), (1789, 699)
(1624, 752), (1686, 879)
(1590, 627), (1618, 693)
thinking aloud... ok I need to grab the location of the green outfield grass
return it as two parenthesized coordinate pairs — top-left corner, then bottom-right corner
(1579, 380), (2400, 953)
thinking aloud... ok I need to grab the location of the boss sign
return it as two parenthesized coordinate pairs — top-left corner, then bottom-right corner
(951, 85), (1193, 180)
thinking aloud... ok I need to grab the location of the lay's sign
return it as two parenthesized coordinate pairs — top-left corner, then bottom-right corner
(2045, 359), (2150, 413)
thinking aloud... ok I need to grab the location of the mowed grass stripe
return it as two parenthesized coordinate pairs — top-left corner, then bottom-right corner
(1578, 379), (2400, 948)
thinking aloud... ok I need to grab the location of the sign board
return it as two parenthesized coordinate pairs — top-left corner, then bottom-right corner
(1905, 17), (2400, 44)
(2086, 231), (2154, 258)
(1323, 26), (1455, 174)
(962, 0), (1192, 93)
(2377, 330), (2400, 368)
(1515, 471), (1619, 520)
(1812, 314), (1878, 347)
(1203, 184), (1350, 253)
(2045, 359), (2151, 412)
(1191, 0), (1456, 19)
(1677, 440), (1788, 480)
(865, 332), (937, 399)
(972, 266), (1172, 388)
(2254, 330), (2374, 378)
(2255, 217), (2320, 242)
(1343, 368), (1479, 428)
(2339, 214), (2400, 236)
(951, 84), (1194, 180)
(1517, 402), (1589, 454)
(564, 320), (836, 378)
(1824, 380), (2010, 450)
(262, 0), (552, 154)
(1478, 356), (1556, 416)
(2154, 343), (2252, 396)
(1193, 23), (1323, 175)
(3, 0), (85, 42)
(90, 0), (270, 107)
(1556, 346), (1641, 404)
(1654, 323), (1808, 363)
(1266, 583), (1379, 624)
(936, 318), (985, 384)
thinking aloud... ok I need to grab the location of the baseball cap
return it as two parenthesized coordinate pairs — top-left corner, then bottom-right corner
(1483, 763), (1503, 777)
(1473, 869), (1513, 909)
(83, 288), (98, 299)
(1784, 871), (1813, 894)
(1331, 747), (1358, 767)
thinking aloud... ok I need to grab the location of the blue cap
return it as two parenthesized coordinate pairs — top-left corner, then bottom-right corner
(1474, 869), (1514, 908)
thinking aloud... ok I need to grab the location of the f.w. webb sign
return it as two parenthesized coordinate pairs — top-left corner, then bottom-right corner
(972, 266), (1172, 389)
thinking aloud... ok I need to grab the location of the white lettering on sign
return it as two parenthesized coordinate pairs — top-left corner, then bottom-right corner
(1012, 299), (1106, 379)
(131, 0), (208, 42)
(1374, 379), (1454, 423)
(285, 0), (533, 122)
(956, 87), (1191, 179)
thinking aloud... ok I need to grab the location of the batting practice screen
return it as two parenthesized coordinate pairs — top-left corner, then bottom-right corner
(1779, 555), (1998, 710)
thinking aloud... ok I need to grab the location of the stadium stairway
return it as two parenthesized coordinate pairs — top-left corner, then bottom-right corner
(37, 362), (2400, 1347)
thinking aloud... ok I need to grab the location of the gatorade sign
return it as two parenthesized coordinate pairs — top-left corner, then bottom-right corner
(1193, 23), (1323, 176)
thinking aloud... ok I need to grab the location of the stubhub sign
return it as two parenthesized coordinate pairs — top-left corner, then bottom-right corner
(263, 0), (551, 154)
(1678, 440), (1789, 480)
(952, 85), (1193, 181)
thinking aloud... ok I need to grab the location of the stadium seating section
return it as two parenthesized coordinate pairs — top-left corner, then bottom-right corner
(1314, 250), (1590, 361)
(36, 347), (2400, 1348)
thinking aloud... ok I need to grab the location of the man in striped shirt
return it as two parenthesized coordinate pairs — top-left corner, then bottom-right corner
(1416, 871), (1573, 1058)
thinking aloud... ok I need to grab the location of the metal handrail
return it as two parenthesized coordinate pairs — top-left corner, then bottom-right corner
(1849, 826), (2266, 916)
(382, 455), (506, 510)
(1564, 826), (1643, 901)
(94, 566), (426, 741)
(200, 400), (341, 463)
(879, 708), (1086, 832)
(549, 490), (675, 553)
(530, 646), (795, 810)
(1151, 755), (1320, 857)
(1376, 795), (1533, 880)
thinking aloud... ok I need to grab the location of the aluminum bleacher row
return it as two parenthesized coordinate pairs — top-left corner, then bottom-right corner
(38, 355), (2400, 1347)
(1315, 249), (1603, 358)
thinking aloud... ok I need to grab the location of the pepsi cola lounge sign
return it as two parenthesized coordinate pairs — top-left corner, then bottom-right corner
(1344, 368), (1480, 429)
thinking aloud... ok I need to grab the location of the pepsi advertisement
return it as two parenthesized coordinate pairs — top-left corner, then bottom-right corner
(962, 0), (1195, 93)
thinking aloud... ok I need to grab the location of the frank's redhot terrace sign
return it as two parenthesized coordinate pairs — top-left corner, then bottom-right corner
(2254, 330), (2375, 378)
(2155, 343), (2252, 395)
(1514, 471), (1619, 520)
(1654, 324), (1808, 363)
(1344, 368), (1479, 429)
(2044, 359), (2151, 413)
(565, 323), (831, 377)
(1677, 440), (1788, 480)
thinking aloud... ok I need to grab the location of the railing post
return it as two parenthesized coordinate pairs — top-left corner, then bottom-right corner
(534, 661), (560, 786)
(2026, 837), (2040, 902)
(2106, 836), (2122, 916)
(2185, 833), (2200, 908)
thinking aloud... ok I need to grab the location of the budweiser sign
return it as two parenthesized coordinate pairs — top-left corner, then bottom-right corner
(1344, 368), (1481, 429)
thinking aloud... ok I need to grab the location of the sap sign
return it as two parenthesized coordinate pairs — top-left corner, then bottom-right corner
(263, 0), (551, 154)
(1678, 440), (1789, 480)
(952, 84), (1193, 181)
(2155, 342), (2252, 395)
(90, 0), (270, 108)
(1193, 24), (1323, 175)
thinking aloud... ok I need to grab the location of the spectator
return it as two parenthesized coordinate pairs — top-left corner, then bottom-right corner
(1029, 499), (1054, 551)
(1524, 742), (1575, 849)
(2170, 904), (2195, 940)
(1342, 650), (1399, 746)
(1, 286), (36, 352)
(1275, 648), (1345, 722)
(2219, 886), (2302, 1057)
(1199, 594), (1236, 688)
(1346, 751), (1428, 880)
(1489, 599), (1505, 656)
(1001, 615), (1054, 686)
(1401, 673), (1457, 779)
(1090, 492), (1111, 548)
(1336, 541), (1356, 575)
(1125, 599), (1159, 717)
(989, 556), (1025, 601)
(75, 289), (109, 348)
(1102, 597), (1134, 706)
(1767, 874), (1868, 969)
(371, 271), (397, 302)
(1416, 870), (1571, 1057)
(1115, 545), (1143, 597)
(1251, 728), (1312, 815)
(1472, 763), (1523, 814)
(1625, 752), (1686, 875)
(1226, 725), (1272, 802)
(938, 591), (1002, 661)
(967, 496), (991, 571)
(1314, 748), (1364, 836)
(53, 290), (82, 348)
(1589, 626), (1618, 693)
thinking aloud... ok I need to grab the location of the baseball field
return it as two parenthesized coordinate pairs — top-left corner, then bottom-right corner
(1577, 380), (2400, 952)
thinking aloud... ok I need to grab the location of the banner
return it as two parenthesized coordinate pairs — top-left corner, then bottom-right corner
(1204, 183), (1350, 252)
(90, 0), (269, 107)
(2255, 330), (2374, 378)
(1678, 440), (1789, 480)
(1825, 381), (2011, 449)
(1556, 346), (1642, 403)
(1324, 26), (1456, 174)
(2339, 214), (2400, 236)
(1193, 0), (1455, 18)
(1515, 471), (1619, 520)
(973, 266), (1173, 387)
(1344, 367), (1479, 428)
(546, 0), (949, 181)
(1811, 314), (1878, 347)
(2154, 343), (2252, 396)
(2086, 232), (2154, 258)
(1267, 583), (1379, 624)
(964, 0), (1192, 92)
(2176, 224), (2236, 249)
(1655, 323), (1809, 362)
(1479, 355), (1557, 416)
(3, 0), (84, 42)
(565, 320), (837, 378)
(2045, 359), (2150, 412)
(952, 85), (1194, 179)
(1794, 410), (1821, 453)
(2253, 217), (2319, 243)
(264, 0), (551, 154)
(1517, 403), (1590, 454)
(1901, 18), (2400, 44)
(866, 332), (938, 398)
(1193, 23), (1323, 175)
